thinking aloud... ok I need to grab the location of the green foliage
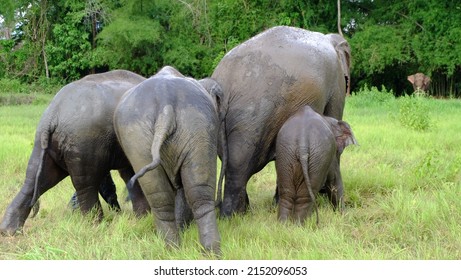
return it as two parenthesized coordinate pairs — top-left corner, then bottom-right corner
(2, 0), (461, 94)
(0, 78), (61, 105)
(46, 22), (92, 81)
(0, 78), (24, 94)
(348, 84), (395, 108)
(398, 95), (431, 131)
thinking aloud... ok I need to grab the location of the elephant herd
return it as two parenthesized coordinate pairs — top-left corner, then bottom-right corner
(0, 26), (356, 256)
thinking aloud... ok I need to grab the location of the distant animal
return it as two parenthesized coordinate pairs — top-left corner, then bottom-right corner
(407, 73), (431, 93)
(275, 106), (357, 224)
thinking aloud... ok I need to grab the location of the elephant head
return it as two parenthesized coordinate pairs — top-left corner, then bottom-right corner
(325, 117), (358, 155)
(323, 117), (357, 212)
(407, 73), (431, 93)
(326, 33), (352, 96)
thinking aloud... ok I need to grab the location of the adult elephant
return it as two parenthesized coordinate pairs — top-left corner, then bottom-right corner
(0, 70), (150, 236)
(407, 73), (431, 93)
(212, 26), (350, 217)
(114, 66), (223, 255)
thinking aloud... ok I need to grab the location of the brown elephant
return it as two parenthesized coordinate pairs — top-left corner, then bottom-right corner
(407, 73), (431, 93)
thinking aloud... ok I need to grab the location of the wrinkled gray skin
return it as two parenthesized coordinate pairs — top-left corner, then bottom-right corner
(407, 73), (431, 92)
(325, 33), (352, 96)
(0, 70), (150, 236)
(276, 106), (357, 224)
(114, 66), (222, 256)
(212, 26), (350, 217)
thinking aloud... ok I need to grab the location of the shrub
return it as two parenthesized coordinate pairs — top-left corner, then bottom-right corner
(348, 84), (395, 108)
(398, 95), (431, 131)
(0, 78), (26, 94)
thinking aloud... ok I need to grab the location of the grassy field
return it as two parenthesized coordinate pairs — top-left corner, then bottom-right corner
(0, 88), (460, 260)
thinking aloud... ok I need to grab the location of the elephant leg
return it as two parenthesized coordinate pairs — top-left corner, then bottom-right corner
(325, 162), (345, 212)
(118, 167), (150, 216)
(180, 159), (220, 256)
(220, 134), (253, 217)
(175, 188), (193, 231)
(277, 190), (294, 223)
(292, 183), (312, 224)
(136, 165), (179, 248)
(98, 173), (120, 211)
(67, 162), (105, 220)
(0, 148), (67, 235)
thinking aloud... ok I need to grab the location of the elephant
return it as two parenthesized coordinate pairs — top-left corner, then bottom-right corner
(407, 73), (431, 93)
(275, 106), (357, 224)
(0, 70), (151, 236)
(211, 25), (350, 217)
(114, 66), (223, 256)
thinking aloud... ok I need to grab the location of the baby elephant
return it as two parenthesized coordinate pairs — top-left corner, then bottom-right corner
(275, 106), (357, 224)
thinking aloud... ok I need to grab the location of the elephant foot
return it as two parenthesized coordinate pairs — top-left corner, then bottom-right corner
(0, 226), (21, 236)
(0, 210), (29, 236)
(156, 219), (180, 249)
(0, 219), (23, 236)
(219, 196), (249, 218)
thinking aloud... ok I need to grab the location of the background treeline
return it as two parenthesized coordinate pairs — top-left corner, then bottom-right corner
(1, 0), (460, 97)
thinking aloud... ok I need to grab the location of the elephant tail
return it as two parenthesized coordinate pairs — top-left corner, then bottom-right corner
(127, 105), (176, 190)
(300, 152), (319, 226)
(216, 119), (227, 208)
(29, 125), (53, 215)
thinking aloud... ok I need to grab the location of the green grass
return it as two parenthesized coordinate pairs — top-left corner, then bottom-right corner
(0, 90), (460, 260)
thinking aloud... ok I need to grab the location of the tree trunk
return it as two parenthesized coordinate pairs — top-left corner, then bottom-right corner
(337, 0), (343, 36)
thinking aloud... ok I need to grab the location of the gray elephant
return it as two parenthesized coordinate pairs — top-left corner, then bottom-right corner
(114, 66), (222, 255)
(211, 26), (351, 217)
(407, 73), (431, 93)
(0, 70), (150, 236)
(276, 106), (357, 224)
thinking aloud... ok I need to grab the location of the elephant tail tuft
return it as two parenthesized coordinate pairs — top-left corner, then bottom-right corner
(126, 157), (161, 190)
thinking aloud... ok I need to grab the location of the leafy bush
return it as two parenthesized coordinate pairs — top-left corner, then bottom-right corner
(0, 78), (27, 94)
(398, 95), (431, 131)
(348, 84), (395, 108)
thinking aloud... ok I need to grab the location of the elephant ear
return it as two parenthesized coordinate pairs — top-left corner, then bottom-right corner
(327, 118), (358, 154)
(327, 33), (352, 95)
(407, 75), (415, 85)
(199, 78), (225, 119)
(423, 75), (431, 86)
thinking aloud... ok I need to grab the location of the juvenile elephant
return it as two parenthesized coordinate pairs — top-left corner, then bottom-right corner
(407, 73), (431, 93)
(0, 70), (150, 236)
(114, 66), (222, 255)
(276, 106), (357, 224)
(211, 26), (350, 217)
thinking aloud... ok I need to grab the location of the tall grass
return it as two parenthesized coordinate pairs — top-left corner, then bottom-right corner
(0, 89), (460, 260)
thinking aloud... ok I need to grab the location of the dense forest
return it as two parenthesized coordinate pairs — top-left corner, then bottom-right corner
(1, 0), (460, 97)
